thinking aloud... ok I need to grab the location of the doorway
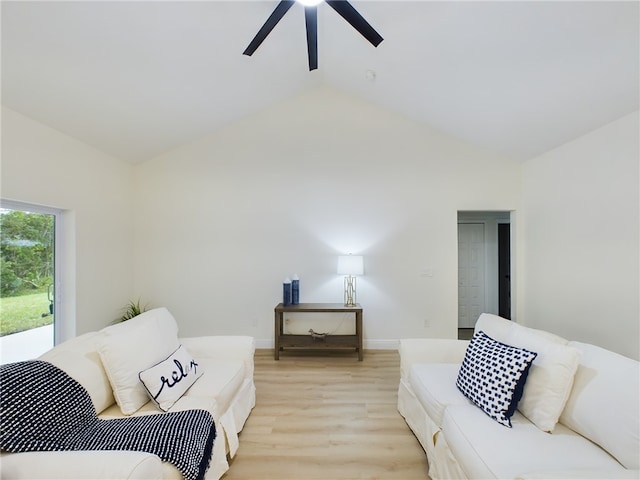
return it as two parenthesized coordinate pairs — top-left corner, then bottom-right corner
(457, 211), (512, 339)
(0, 202), (60, 362)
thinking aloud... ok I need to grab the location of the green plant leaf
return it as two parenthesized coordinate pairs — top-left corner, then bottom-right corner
(120, 298), (148, 322)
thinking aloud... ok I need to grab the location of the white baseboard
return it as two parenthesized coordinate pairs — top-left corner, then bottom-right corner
(255, 339), (273, 349)
(254, 338), (398, 350)
(365, 339), (399, 350)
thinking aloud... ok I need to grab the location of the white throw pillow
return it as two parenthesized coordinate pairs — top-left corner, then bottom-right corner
(139, 345), (204, 412)
(475, 313), (581, 432)
(509, 327), (581, 432)
(560, 342), (640, 469)
(97, 307), (180, 415)
(456, 331), (538, 427)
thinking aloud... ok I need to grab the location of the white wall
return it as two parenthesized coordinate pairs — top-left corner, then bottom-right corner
(522, 111), (639, 359)
(133, 87), (521, 345)
(4, 95), (634, 356)
(1, 107), (135, 336)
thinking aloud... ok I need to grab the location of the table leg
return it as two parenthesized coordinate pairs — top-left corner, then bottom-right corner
(356, 310), (363, 361)
(274, 311), (281, 360)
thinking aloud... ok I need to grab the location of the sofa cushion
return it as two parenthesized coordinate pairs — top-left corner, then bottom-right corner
(560, 341), (640, 469)
(139, 345), (204, 412)
(183, 359), (246, 415)
(100, 361), (245, 423)
(442, 405), (629, 480)
(399, 339), (469, 382)
(179, 336), (256, 380)
(475, 313), (581, 432)
(456, 331), (537, 427)
(39, 332), (115, 414)
(409, 363), (472, 427)
(98, 395), (217, 420)
(97, 308), (180, 415)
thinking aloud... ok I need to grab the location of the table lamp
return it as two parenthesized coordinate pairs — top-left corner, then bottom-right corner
(337, 255), (364, 307)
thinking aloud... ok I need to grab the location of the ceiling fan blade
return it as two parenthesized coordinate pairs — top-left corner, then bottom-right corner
(243, 0), (295, 56)
(304, 6), (318, 71)
(325, 0), (383, 47)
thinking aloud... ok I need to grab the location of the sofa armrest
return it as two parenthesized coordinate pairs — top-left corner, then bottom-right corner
(180, 335), (255, 378)
(399, 338), (469, 382)
(0, 451), (163, 479)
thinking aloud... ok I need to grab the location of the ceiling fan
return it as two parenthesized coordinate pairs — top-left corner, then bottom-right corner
(243, 0), (383, 71)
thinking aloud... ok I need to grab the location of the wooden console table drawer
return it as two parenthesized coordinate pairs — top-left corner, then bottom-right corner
(274, 302), (363, 361)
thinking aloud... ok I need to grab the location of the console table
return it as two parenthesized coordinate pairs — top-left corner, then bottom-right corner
(274, 303), (363, 360)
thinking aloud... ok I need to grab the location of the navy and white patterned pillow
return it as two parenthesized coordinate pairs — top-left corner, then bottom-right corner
(456, 330), (537, 427)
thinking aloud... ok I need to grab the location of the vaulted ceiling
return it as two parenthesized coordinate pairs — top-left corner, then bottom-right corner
(2, 1), (638, 164)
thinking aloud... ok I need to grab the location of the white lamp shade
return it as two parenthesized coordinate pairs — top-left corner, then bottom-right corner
(337, 255), (364, 275)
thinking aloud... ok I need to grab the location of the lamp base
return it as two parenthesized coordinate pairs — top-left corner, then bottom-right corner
(344, 275), (357, 307)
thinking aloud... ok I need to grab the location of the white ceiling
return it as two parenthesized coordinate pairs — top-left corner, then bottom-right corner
(2, 1), (638, 164)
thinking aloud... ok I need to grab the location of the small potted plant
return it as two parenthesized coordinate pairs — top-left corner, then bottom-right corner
(120, 298), (148, 322)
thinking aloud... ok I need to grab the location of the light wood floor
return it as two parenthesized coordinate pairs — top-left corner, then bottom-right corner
(222, 349), (429, 480)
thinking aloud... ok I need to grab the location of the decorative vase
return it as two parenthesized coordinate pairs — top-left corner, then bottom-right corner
(283, 278), (292, 306)
(292, 274), (300, 305)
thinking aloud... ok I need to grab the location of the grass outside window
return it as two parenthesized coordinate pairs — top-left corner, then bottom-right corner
(0, 291), (52, 336)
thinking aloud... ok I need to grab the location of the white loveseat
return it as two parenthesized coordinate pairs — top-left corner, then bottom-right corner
(398, 313), (639, 480)
(0, 307), (256, 480)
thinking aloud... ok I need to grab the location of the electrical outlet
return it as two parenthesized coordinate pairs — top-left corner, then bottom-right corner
(424, 318), (430, 328)
(251, 317), (258, 327)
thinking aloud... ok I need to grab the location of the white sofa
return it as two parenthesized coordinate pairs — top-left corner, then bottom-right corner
(0, 307), (256, 480)
(398, 313), (639, 480)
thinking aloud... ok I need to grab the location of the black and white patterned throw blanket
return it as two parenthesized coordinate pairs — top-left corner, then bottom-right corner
(0, 360), (216, 480)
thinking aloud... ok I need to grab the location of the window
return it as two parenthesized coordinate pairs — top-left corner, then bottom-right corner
(0, 200), (64, 362)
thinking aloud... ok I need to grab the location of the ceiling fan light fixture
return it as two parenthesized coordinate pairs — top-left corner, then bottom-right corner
(244, 0), (383, 71)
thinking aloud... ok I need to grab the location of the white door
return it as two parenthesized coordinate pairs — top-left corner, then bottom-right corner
(458, 223), (486, 328)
